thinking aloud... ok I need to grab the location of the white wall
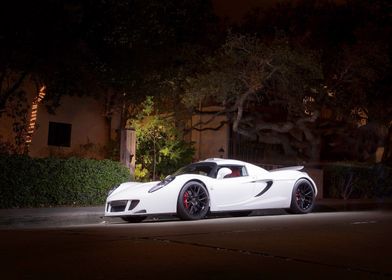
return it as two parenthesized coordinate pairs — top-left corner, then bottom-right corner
(29, 95), (114, 159)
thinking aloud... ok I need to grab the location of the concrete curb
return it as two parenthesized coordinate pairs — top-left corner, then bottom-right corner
(0, 206), (105, 229)
(315, 198), (392, 212)
(0, 199), (391, 229)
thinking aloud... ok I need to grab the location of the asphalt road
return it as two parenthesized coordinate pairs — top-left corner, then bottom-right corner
(1, 210), (391, 279)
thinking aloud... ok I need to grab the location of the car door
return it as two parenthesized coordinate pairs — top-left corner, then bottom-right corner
(210, 165), (257, 211)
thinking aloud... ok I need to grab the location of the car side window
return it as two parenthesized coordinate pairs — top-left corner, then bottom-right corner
(220, 166), (248, 178)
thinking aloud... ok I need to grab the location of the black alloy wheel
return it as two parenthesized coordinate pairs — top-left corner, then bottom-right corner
(289, 179), (315, 214)
(177, 181), (210, 220)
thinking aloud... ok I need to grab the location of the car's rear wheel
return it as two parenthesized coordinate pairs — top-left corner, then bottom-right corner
(121, 216), (146, 223)
(288, 179), (315, 214)
(177, 181), (209, 220)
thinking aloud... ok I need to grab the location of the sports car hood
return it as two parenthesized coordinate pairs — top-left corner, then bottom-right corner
(108, 181), (159, 200)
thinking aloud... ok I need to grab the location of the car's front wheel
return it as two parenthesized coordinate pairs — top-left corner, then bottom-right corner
(177, 181), (210, 220)
(288, 179), (315, 214)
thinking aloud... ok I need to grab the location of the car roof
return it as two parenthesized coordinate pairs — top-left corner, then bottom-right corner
(201, 158), (248, 166)
(197, 158), (269, 175)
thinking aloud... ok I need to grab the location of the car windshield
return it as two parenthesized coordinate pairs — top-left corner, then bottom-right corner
(173, 162), (217, 178)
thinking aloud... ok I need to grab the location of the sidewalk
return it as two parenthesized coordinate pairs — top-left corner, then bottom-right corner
(0, 206), (105, 229)
(0, 199), (391, 229)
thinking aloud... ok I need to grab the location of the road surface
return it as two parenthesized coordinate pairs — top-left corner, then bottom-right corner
(1, 210), (391, 279)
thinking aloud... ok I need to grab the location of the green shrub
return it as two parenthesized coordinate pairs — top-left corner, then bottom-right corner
(0, 155), (131, 208)
(324, 163), (392, 199)
(131, 96), (195, 181)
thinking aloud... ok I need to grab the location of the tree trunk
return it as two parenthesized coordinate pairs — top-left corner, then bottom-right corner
(120, 129), (136, 174)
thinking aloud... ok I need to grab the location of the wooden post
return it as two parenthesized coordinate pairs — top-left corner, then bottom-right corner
(120, 128), (136, 175)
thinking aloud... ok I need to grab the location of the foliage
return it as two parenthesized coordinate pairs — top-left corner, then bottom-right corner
(0, 80), (31, 154)
(237, 0), (392, 163)
(1, 0), (390, 164)
(0, 0), (218, 143)
(182, 33), (323, 160)
(180, 0), (391, 163)
(0, 155), (131, 208)
(324, 163), (392, 199)
(0, 135), (19, 155)
(131, 97), (194, 181)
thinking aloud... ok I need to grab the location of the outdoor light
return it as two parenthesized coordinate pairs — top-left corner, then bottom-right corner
(218, 147), (225, 158)
(25, 85), (46, 145)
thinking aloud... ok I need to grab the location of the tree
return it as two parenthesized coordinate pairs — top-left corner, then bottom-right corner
(182, 33), (324, 161)
(130, 97), (194, 181)
(0, 0), (83, 153)
(234, 0), (392, 163)
(0, 0), (218, 155)
(0, 0), (103, 149)
(80, 0), (219, 141)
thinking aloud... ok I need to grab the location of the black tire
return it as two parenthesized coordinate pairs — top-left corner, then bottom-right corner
(288, 179), (315, 214)
(121, 216), (147, 223)
(177, 181), (210, 220)
(230, 211), (252, 217)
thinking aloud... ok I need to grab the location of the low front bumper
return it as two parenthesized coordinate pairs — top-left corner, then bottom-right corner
(105, 199), (147, 217)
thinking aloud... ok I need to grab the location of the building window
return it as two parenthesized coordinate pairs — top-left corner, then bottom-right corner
(48, 122), (72, 147)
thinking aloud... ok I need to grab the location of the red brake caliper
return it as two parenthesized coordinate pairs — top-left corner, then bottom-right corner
(183, 192), (189, 209)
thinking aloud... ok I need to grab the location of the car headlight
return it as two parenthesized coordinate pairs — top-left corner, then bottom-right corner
(148, 176), (175, 193)
(108, 185), (119, 196)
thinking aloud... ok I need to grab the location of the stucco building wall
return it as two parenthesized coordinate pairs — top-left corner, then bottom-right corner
(29, 95), (117, 159)
(0, 76), (120, 158)
(190, 106), (229, 161)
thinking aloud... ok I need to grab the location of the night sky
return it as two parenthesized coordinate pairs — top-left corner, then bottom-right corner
(213, 0), (282, 20)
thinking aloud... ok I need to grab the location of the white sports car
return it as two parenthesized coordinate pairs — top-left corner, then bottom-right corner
(105, 158), (317, 222)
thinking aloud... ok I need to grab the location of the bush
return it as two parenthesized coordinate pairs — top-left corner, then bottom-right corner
(324, 163), (392, 199)
(0, 155), (131, 208)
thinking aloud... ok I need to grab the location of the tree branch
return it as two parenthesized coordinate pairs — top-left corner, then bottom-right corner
(233, 90), (254, 133)
(190, 121), (227, 132)
(0, 70), (29, 110)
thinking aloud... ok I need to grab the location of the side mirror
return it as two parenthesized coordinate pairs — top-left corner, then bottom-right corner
(217, 167), (232, 179)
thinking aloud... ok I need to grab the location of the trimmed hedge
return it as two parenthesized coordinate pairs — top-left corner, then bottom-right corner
(0, 155), (132, 208)
(324, 163), (392, 199)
